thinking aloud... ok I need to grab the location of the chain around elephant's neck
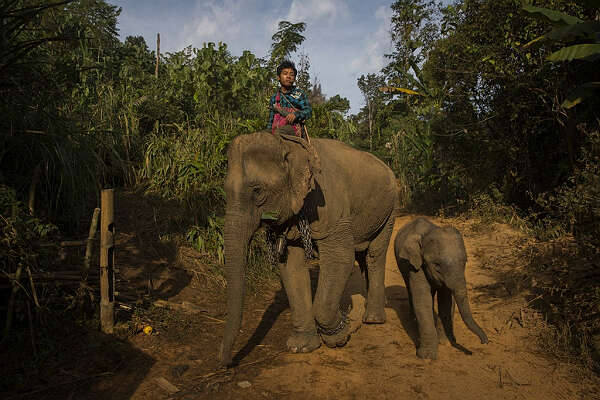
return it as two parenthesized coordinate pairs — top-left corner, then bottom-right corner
(266, 209), (313, 265)
(297, 209), (313, 259)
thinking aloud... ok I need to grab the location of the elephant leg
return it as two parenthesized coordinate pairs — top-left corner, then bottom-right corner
(357, 250), (368, 285)
(409, 269), (438, 360)
(397, 261), (415, 317)
(431, 288), (444, 343)
(363, 217), (393, 324)
(437, 286), (456, 344)
(279, 245), (320, 353)
(431, 288), (447, 345)
(313, 219), (354, 348)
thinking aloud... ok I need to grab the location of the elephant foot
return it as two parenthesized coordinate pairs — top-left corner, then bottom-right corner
(287, 331), (321, 354)
(362, 308), (386, 324)
(417, 344), (438, 360)
(318, 317), (351, 348)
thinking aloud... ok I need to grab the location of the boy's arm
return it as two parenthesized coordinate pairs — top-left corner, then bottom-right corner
(293, 91), (312, 123)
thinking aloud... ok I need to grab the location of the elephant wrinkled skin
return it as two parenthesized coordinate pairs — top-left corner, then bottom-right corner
(394, 217), (488, 360)
(219, 132), (399, 366)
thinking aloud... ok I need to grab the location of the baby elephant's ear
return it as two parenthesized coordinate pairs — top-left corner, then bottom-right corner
(404, 233), (423, 270)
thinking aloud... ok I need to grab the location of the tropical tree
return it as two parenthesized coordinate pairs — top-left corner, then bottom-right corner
(523, 3), (600, 108)
(357, 73), (387, 150)
(270, 21), (306, 65)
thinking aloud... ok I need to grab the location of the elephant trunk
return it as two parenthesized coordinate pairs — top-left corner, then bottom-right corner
(453, 286), (489, 344)
(219, 209), (259, 367)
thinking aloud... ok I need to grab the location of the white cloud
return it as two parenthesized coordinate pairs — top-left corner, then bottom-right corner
(177, 0), (246, 50)
(285, 0), (349, 25)
(349, 5), (391, 75)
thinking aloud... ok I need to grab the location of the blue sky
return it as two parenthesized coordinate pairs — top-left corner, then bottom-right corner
(108, 0), (398, 114)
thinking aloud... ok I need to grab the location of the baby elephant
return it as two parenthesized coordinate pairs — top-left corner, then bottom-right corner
(394, 217), (488, 360)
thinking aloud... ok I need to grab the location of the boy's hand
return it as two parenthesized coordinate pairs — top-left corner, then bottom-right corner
(286, 113), (296, 124)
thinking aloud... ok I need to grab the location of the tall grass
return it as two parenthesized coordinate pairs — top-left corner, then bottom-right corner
(140, 114), (236, 219)
(139, 114), (273, 281)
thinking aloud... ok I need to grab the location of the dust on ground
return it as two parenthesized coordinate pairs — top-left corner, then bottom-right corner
(11, 192), (600, 399)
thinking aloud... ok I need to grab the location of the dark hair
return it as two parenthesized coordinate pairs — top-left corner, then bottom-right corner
(277, 59), (297, 76)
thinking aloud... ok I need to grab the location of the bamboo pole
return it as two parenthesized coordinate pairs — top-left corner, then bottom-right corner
(84, 208), (101, 272)
(100, 189), (115, 333)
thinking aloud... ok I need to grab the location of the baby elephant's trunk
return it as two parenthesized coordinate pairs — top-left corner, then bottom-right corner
(453, 287), (489, 344)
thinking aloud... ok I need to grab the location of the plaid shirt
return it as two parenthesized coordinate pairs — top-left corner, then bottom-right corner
(266, 86), (312, 130)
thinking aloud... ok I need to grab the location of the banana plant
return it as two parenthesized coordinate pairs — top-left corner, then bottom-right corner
(523, 3), (600, 108)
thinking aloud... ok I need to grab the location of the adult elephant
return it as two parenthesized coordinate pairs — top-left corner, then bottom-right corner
(220, 131), (399, 367)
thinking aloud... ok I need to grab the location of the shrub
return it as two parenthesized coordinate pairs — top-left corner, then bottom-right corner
(0, 184), (59, 276)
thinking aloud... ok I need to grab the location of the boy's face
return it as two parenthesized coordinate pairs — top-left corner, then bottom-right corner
(278, 67), (296, 88)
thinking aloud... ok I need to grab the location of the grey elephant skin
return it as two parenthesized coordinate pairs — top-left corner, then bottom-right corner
(220, 131), (399, 366)
(394, 217), (488, 360)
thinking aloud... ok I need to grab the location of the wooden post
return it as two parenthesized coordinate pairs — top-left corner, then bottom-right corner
(155, 33), (160, 78)
(84, 207), (100, 272)
(100, 189), (115, 333)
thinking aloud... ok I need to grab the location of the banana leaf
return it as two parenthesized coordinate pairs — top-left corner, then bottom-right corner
(522, 5), (582, 26)
(547, 44), (600, 61)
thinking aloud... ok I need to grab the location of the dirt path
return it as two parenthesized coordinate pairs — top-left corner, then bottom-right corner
(82, 210), (599, 399)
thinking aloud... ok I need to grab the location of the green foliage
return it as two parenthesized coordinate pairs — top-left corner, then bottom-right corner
(186, 216), (273, 284)
(308, 102), (357, 142)
(187, 215), (225, 265)
(140, 119), (232, 217)
(0, 0), (127, 231)
(270, 21), (306, 65)
(522, 5), (583, 25)
(389, 0), (440, 71)
(379, 0), (600, 212)
(538, 128), (600, 257)
(357, 73), (389, 150)
(327, 95), (351, 114)
(523, 4), (600, 108)
(0, 184), (59, 275)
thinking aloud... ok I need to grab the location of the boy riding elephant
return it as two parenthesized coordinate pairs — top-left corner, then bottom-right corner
(267, 59), (312, 139)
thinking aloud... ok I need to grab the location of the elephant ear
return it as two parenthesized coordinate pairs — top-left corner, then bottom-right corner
(401, 233), (423, 270)
(280, 135), (320, 215)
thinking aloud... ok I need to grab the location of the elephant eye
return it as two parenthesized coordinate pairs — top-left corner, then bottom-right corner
(251, 186), (266, 205)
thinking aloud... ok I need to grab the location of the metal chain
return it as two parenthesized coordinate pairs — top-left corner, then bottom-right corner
(316, 313), (349, 336)
(265, 228), (279, 266)
(298, 211), (313, 260)
(265, 210), (313, 266)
